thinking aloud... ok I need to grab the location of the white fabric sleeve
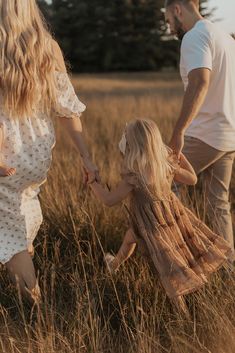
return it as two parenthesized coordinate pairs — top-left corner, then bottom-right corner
(181, 30), (213, 76)
(53, 71), (86, 118)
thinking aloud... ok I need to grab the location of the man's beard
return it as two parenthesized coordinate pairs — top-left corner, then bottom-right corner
(173, 16), (186, 40)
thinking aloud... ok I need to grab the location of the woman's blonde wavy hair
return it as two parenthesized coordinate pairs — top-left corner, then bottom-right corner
(124, 119), (173, 200)
(0, 0), (57, 119)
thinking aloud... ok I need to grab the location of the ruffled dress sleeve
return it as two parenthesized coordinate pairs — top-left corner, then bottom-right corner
(53, 71), (86, 118)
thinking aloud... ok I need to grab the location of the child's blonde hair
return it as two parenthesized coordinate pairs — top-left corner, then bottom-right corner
(124, 119), (173, 199)
(0, 0), (57, 119)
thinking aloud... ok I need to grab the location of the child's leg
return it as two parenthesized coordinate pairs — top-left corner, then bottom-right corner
(107, 228), (137, 271)
(6, 250), (41, 304)
(0, 125), (16, 177)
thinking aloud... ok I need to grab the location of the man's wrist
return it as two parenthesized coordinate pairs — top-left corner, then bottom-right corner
(173, 128), (185, 137)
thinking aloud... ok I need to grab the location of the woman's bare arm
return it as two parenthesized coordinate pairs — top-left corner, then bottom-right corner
(52, 40), (67, 72)
(52, 40), (98, 177)
(59, 117), (96, 170)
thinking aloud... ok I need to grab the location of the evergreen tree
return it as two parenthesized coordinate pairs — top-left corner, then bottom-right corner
(37, 0), (212, 72)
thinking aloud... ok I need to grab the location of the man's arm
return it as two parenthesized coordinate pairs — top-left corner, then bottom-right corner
(170, 67), (211, 156)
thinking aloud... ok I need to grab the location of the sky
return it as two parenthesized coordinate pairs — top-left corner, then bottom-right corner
(209, 0), (235, 33)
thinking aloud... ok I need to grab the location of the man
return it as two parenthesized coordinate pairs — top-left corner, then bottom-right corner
(164, 0), (235, 260)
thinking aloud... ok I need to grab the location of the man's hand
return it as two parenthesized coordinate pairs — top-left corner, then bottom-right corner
(169, 132), (184, 158)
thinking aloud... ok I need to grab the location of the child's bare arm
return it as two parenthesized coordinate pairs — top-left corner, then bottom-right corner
(174, 153), (197, 185)
(89, 179), (133, 207)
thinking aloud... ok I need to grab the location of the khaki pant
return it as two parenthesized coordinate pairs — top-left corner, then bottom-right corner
(182, 136), (235, 260)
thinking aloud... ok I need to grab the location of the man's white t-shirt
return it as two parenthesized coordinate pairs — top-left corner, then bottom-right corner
(180, 19), (235, 151)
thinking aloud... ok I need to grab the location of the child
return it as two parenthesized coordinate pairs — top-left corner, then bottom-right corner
(85, 119), (232, 312)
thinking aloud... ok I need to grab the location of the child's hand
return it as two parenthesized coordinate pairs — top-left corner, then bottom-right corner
(0, 165), (16, 177)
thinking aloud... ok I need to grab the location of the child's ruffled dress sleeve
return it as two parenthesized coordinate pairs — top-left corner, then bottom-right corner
(53, 71), (86, 118)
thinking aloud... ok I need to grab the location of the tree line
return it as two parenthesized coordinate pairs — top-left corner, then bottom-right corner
(38, 0), (212, 72)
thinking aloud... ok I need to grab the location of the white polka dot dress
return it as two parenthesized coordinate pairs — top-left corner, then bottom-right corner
(0, 72), (86, 264)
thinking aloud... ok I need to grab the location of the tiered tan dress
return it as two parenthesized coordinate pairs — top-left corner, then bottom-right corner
(123, 160), (232, 299)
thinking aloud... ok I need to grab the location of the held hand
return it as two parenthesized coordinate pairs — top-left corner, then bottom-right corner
(82, 167), (97, 186)
(169, 132), (184, 159)
(82, 157), (101, 183)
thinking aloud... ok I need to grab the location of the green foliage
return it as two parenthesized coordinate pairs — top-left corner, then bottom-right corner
(37, 0), (212, 72)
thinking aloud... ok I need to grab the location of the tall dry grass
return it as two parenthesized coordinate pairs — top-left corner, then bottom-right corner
(0, 72), (234, 353)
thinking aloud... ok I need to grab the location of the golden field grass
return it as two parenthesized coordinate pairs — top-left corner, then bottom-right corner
(0, 72), (235, 353)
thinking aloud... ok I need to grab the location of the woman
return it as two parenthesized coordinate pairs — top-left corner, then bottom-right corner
(0, 0), (97, 302)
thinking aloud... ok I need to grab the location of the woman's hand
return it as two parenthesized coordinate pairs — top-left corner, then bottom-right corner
(82, 157), (100, 183)
(59, 117), (101, 181)
(82, 168), (98, 186)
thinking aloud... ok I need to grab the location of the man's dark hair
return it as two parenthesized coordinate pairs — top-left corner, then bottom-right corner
(165, 0), (199, 7)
